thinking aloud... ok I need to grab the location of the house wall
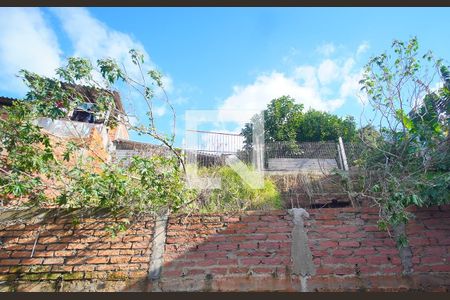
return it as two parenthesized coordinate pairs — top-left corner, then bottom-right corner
(0, 205), (449, 292)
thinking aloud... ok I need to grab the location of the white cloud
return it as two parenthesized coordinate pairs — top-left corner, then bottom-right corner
(356, 41), (370, 56)
(0, 8), (62, 95)
(218, 71), (344, 125)
(317, 59), (340, 85)
(50, 7), (176, 130)
(316, 43), (336, 57)
(51, 8), (173, 93)
(217, 44), (369, 126)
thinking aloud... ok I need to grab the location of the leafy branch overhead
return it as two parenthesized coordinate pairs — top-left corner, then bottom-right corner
(0, 49), (190, 218)
(356, 37), (449, 242)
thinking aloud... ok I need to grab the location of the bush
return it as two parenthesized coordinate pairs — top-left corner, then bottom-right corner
(186, 165), (282, 213)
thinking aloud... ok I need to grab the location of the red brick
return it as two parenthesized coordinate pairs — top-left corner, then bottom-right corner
(78, 237), (100, 243)
(197, 244), (218, 251)
(54, 250), (75, 256)
(424, 247), (446, 256)
(97, 249), (120, 256)
(424, 231), (447, 239)
(319, 241), (338, 248)
(383, 239), (396, 246)
(421, 256), (446, 264)
(184, 252), (205, 259)
(438, 238), (450, 245)
(217, 258), (238, 265)
(20, 258), (44, 265)
(344, 257), (367, 264)
(223, 217), (240, 223)
(197, 259), (217, 267)
(311, 250), (328, 257)
(240, 258), (262, 265)
(67, 243), (88, 250)
(333, 266), (355, 275)
(0, 259), (20, 265)
(258, 241), (280, 250)
(414, 265), (431, 272)
(251, 234), (269, 240)
(378, 248), (399, 255)
(205, 251), (227, 259)
(46, 244), (68, 251)
(239, 242), (258, 249)
(333, 249), (353, 256)
(315, 267), (334, 275)
(260, 257), (285, 265)
(240, 216), (260, 222)
(208, 267), (228, 275)
(76, 250), (98, 256)
(208, 236), (227, 242)
(267, 234), (290, 241)
(4, 244), (26, 250)
(66, 257), (87, 265)
(430, 264), (450, 272)
(364, 240), (385, 247)
(43, 258), (65, 265)
(218, 243), (238, 251)
(96, 264), (121, 271)
(86, 257), (109, 264)
(186, 268), (205, 276)
(11, 251), (32, 258)
(409, 238), (430, 246)
(73, 265), (95, 272)
(130, 257), (149, 263)
(228, 267), (248, 274)
(0, 251), (11, 258)
(339, 241), (360, 248)
(364, 225), (380, 232)
(110, 256), (131, 264)
(163, 268), (183, 277)
(31, 251), (54, 258)
(38, 236), (59, 244)
(322, 257), (347, 265)
(111, 242), (133, 249)
(337, 226), (359, 233)
(90, 243), (111, 249)
(367, 256), (389, 265)
(120, 249), (140, 255)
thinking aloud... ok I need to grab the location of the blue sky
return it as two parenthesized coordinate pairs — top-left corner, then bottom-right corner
(0, 8), (449, 146)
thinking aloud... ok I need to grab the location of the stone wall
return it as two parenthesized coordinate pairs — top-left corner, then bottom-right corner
(0, 205), (449, 292)
(267, 172), (349, 208)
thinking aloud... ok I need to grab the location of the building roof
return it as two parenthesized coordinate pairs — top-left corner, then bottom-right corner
(64, 84), (125, 114)
(0, 96), (15, 107)
(0, 84), (125, 114)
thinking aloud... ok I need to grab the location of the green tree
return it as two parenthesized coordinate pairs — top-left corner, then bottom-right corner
(296, 110), (357, 142)
(357, 37), (450, 242)
(0, 50), (193, 223)
(241, 95), (357, 149)
(241, 95), (303, 148)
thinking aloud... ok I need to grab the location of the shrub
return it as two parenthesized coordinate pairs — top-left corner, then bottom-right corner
(186, 165), (282, 213)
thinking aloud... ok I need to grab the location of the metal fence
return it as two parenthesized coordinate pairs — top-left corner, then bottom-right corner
(182, 129), (353, 172)
(184, 130), (245, 167)
(264, 141), (338, 159)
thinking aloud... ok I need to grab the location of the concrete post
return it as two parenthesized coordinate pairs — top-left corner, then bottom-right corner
(338, 137), (349, 171)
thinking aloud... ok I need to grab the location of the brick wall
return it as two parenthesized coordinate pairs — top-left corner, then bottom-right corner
(0, 210), (153, 291)
(0, 205), (449, 292)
